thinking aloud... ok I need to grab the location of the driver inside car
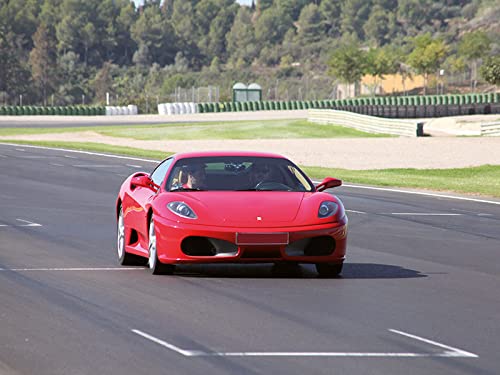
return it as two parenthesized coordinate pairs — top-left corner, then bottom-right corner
(248, 162), (273, 187)
(184, 163), (207, 189)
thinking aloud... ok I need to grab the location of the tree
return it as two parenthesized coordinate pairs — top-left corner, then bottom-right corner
(57, 51), (88, 105)
(319, 0), (342, 37)
(131, 4), (177, 67)
(275, 0), (310, 21)
(328, 43), (367, 97)
(29, 24), (57, 105)
(255, 7), (293, 47)
(92, 61), (114, 104)
(340, 0), (371, 40)
(296, 4), (323, 44)
(206, 5), (239, 62)
(0, 26), (31, 103)
(363, 5), (396, 47)
(480, 56), (500, 86)
(458, 31), (491, 90)
(407, 33), (448, 95)
(226, 7), (258, 66)
(364, 47), (398, 95)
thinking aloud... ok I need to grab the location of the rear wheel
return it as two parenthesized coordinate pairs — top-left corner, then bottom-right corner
(315, 263), (343, 278)
(148, 215), (175, 275)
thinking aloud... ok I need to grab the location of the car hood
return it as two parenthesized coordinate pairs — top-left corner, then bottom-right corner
(182, 191), (307, 227)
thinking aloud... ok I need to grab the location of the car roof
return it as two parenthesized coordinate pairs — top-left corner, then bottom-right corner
(173, 151), (288, 160)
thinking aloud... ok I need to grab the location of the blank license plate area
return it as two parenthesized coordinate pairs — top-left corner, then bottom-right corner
(236, 232), (289, 245)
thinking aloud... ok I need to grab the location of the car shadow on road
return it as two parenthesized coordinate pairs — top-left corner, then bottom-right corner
(173, 263), (427, 279)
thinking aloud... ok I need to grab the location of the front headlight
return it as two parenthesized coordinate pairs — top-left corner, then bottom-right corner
(167, 201), (197, 219)
(318, 201), (339, 218)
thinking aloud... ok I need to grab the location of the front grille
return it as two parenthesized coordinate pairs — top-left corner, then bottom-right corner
(181, 236), (238, 257)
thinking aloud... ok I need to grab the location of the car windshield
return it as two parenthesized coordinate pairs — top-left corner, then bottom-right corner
(165, 156), (314, 192)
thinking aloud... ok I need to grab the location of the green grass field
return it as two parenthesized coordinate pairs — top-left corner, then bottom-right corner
(4, 140), (499, 198)
(0, 119), (391, 139)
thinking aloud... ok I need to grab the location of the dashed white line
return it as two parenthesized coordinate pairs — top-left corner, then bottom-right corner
(16, 219), (42, 227)
(386, 213), (462, 216)
(131, 328), (478, 359)
(50, 163), (64, 167)
(73, 164), (122, 168)
(346, 209), (367, 214)
(15, 148), (25, 152)
(64, 155), (77, 159)
(126, 164), (143, 168)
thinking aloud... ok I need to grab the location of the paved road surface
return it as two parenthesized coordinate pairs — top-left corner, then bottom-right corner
(1, 143), (499, 375)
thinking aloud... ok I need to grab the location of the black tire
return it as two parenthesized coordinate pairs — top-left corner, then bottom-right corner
(315, 263), (343, 278)
(148, 215), (175, 275)
(117, 205), (146, 266)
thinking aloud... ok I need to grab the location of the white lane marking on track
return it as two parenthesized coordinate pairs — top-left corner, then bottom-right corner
(15, 148), (25, 152)
(64, 155), (77, 159)
(0, 143), (157, 163)
(2, 143), (498, 206)
(386, 213), (462, 216)
(389, 329), (478, 358)
(346, 209), (366, 214)
(126, 164), (143, 168)
(73, 164), (124, 168)
(131, 328), (478, 358)
(132, 330), (195, 357)
(50, 163), (64, 167)
(16, 219), (42, 227)
(342, 183), (500, 206)
(0, 267), (145, 272)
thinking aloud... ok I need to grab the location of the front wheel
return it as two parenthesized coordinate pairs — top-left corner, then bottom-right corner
(315, 263), (343, 278)
(148, 215), (175, 275)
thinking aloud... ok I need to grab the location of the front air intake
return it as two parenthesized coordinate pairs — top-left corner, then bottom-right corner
(285, 236), (335, 257)
(181, 237), (238, 257)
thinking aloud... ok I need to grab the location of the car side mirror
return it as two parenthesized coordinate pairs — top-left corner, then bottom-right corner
(316, 177), (342, 192)
(131, 175), (159, 191)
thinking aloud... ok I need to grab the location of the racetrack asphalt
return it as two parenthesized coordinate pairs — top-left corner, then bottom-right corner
(1, 143), (500, 375)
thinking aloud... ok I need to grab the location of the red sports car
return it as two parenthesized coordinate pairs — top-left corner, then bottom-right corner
(116, 151), (347, 276)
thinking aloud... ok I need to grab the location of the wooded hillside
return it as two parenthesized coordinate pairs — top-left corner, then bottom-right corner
(1, 0), (499, 111)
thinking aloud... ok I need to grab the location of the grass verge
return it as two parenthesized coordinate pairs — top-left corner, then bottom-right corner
(304, 165), (500, 198)
(3, 140), (499, 198)
(0, 119), (391, 139)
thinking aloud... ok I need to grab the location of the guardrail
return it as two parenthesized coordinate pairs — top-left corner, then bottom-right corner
(480, 121), (500, 136)
(308, 109), (422, 137)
